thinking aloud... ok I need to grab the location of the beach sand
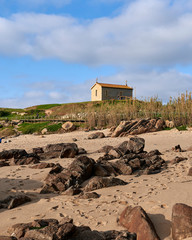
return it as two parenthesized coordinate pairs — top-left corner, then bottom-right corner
(0, 128), (192, 239)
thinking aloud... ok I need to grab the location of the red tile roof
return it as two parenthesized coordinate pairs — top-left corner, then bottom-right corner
(91, 82), (133, 90)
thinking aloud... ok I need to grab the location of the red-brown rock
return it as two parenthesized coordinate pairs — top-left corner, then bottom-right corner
(119, 206), (160, 240)
(172, 203), (192, 240)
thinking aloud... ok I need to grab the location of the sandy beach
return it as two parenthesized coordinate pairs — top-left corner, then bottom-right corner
(0, 129), (192, 239)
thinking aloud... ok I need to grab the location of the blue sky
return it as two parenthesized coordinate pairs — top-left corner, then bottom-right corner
(0, 0), (192, 108)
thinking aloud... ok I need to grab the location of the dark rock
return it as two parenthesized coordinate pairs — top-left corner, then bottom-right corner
(78, 148), (87, 155)
(41, 143), (79, 159)
(94, 163), (111, 177)
(108, 148), (122, 158)
(94, 160), (118, 177)
(128, 137), (145, 154)
(8, 195), (31, 209)
(7, 218), (136, 240)
(8, 223), (32, 239)
(31, 162), (55, 169)
(57, 222), (76, 239)
(88, 132), (105, 139)
(97, 145), (114, 154)
(24, 224), (59, 239)
(84, 176), (127, 192)
(103, 230), (136, 240)
(127, 158), (141, 170)
(172, 203), (192, 240)
(112, 160), (132, 175)
(116, 141), (130, 155)
(41, 156), (95, 194)
(172, 145), (183, 152)
(60, 146), (77, 158)
(97, 154), (116, 162)
(170, 156), (187, 164)
(119, 206), (160, 240)
(68, 156), (95, 183)
(49, 163), (63, 174)
(0, 160), (9, 167)
(0, 149), (27, 160)
(145, 149), (162, 157)
(41, 171), (72, 193)
(31, 219), (59, 228)
(32, 147), (44, 154)
(10, 153), (40, 166)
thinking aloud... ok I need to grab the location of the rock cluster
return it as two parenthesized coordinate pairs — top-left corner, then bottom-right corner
(4, 218), (136, 240)
(4, 202), (192, 240)
(0, 149), (40, 166)
(40, 137), (166, 194)
(97, 138), (165, 175)
(111, 119), (165, 137)
(0, 143), (86, 167)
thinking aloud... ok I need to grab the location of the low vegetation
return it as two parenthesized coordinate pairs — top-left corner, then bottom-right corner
(1, 92), (192, 131)
(18, 122), (62, 134)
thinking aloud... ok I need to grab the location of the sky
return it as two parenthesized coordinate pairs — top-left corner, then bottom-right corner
(1, 0), (192, 108)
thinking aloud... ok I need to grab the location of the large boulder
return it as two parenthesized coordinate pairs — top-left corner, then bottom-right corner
(172, 203), (192, 240)
(112, 119), (165, 137)
(40, 143), (79, 159)
(119, 206), (160, 240)
(84, 176), (127, 192)
(62, 121), (76, 132)
(41, 156), (95, 194)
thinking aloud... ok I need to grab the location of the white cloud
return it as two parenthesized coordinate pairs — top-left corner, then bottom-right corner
(0, 69), (191, 108)
(0, 0), (192, 67)
(24, 91), (45, 98)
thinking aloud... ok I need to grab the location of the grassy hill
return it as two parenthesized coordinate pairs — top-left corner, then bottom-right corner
(1, 92), (192, 131)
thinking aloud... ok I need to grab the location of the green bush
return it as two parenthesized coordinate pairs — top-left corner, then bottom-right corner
(0, 111), (11, 117)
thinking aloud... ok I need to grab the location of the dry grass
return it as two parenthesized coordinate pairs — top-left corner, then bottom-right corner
(80, 92), (192, 129)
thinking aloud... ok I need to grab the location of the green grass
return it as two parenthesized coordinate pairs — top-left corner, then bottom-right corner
(35, 104), (62, 110)
(18, 122), (50, 134)
(18, 122), (62, 134)
(47, 123), (62, 132)
(176, 125), (187, 131)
